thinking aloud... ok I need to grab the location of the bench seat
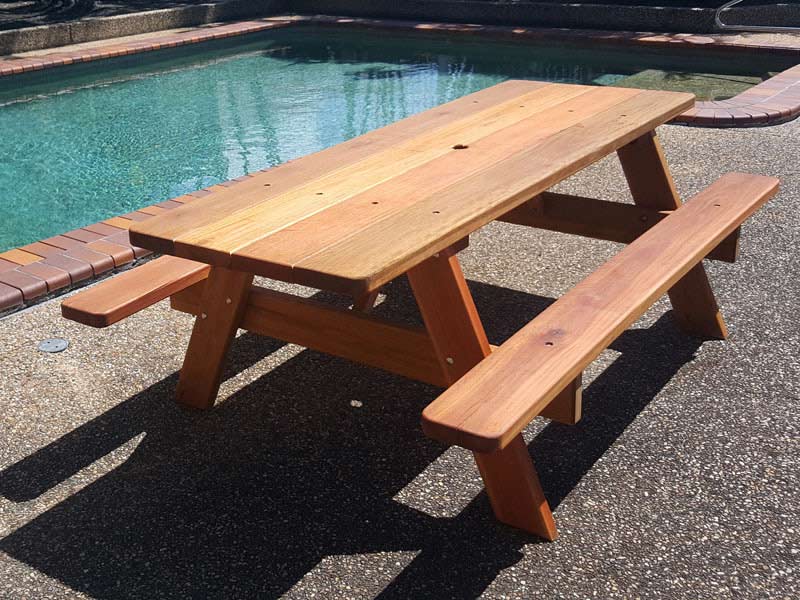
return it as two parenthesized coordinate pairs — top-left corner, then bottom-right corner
(421, 173), (779, 453)
(62, 255), (210, 327)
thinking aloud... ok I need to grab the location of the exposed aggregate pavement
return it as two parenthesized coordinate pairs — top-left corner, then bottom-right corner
(0, 118), (798, 599)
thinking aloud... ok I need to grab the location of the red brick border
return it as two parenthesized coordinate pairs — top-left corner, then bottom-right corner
(0, 19), (296, 77)
(0, 175), (265, 313)
(673, 64), (800, 127)
(0, 15), (798, 313)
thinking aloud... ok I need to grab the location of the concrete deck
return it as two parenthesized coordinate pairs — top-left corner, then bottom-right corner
(0, 118), (798, 598)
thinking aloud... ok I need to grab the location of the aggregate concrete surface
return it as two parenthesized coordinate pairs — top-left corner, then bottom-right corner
(0, 118), (798, 598)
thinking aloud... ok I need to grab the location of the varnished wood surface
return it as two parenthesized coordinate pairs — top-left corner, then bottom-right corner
(421, 173), (779, 453)
(408, 249), (557, 539)
(171, 282), (448, 388)
(61, 256), (209, 327)
(130, 82), (694, 295)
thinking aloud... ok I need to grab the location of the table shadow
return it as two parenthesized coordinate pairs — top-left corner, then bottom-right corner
(0, 280), (701, 599)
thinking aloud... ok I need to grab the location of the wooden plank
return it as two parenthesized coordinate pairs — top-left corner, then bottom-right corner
(408, 249), (556, 539)
(292, 90), (694, 295)
(539, 373), (582, 425)
(171, 283), (447, 387)
(473, 435), (558, 541)
(421, 173), (778, 453)
(167, 84), (598, 265)
(61, 256), (210, 327)
(175, 268), (253, 409)
(129, 80), (550, 255)
(407, 247), (491, 384)
(618, 131), (728, 339)
(230, 87), (641, 280)
(352, 290), (379, 313)
(498, 192), (740, 263)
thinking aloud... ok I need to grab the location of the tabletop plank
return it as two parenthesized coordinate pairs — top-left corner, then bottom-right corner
(289, 89), (693, 294)
(131, 79), (546, 255)
(169, 83), (593, 264)
(230, 86), (642, 281)
(131, 82), (694, 293)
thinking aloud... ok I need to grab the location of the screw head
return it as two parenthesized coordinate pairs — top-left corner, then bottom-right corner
(446, 357), (455, 365)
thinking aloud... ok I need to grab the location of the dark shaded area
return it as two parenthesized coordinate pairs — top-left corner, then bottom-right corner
(0, 1), (220, 31)
(0, 1), (792, 31)
(0, 279), (701, 598)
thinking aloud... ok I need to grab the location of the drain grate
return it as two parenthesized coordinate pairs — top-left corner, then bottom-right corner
(38, 338), (69, 353)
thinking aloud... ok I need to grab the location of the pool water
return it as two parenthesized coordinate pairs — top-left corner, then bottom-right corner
(0, 27), (789, 251)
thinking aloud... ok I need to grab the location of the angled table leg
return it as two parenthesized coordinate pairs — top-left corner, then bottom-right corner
(617, 131), (728, 340)
(176, 267), (254, 409)
(407, 248), (558, 540)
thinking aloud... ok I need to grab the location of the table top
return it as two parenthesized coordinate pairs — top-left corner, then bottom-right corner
(130, 80), (694, 295)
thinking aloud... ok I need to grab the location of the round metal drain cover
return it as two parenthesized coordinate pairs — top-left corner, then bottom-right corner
(38, 338), (69, 353)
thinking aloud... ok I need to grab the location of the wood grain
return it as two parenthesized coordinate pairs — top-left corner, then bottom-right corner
(171, 283), (447, 387)
(176, 267), (253, 409)
(61, 256), (210, 327)
(618, 131), (728, 339)
(129, 83), (693, 297)
(292, 90), (693, 294)
(474, 435), (558, 541)
(421, 173), (778, 453)
(499, 192), (739, 263)
(408, 249), (557, 539)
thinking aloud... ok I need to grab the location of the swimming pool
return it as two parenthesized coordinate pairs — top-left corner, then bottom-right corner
(0, 27), (790, 252)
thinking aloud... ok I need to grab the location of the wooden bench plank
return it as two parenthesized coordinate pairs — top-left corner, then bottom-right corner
(61, 256), (210, 327)
(292, 90), (694, 295)
(421, 173), (779, 453)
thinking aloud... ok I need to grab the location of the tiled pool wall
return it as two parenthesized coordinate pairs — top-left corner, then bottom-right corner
(0, 14), (798, 315)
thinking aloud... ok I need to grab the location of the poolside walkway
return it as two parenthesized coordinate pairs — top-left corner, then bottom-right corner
(0, 112), (797, 599)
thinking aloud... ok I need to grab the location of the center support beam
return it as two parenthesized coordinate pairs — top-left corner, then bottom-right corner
(171, 282), (449, 389)
(498, 191), (740, 263)
(406, 247), (558, 541)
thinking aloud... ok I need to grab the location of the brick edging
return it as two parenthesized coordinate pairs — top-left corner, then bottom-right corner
(672, 64), (800, 127)
(0, 19), (295, 76)
(0, 175), (262, 315)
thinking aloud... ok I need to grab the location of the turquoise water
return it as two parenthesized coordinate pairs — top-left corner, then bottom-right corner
(0, 28), (788, 251)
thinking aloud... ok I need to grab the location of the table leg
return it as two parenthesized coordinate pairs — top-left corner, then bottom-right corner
(407, 248), (557, 540)
(617, 131), (728, 339)
(176, 267), (254, 409)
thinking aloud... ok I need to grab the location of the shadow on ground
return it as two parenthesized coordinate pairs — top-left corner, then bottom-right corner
(0, 279), (701, 598)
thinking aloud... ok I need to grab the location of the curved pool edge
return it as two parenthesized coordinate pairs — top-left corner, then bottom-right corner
(673, 64), (800, 128)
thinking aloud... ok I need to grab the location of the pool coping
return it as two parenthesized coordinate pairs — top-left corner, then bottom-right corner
(0, 15), (799, 315)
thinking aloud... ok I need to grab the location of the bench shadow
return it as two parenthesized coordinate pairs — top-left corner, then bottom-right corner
(0, 280), (701, 599)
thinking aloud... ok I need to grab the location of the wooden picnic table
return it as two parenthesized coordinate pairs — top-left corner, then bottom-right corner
(71, 79), (776, 540)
